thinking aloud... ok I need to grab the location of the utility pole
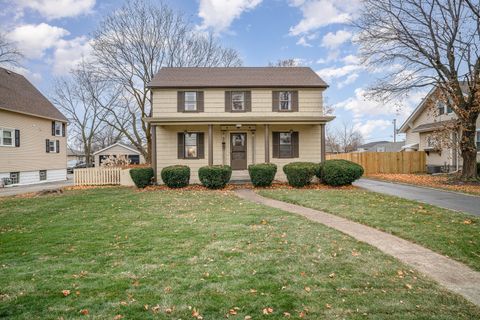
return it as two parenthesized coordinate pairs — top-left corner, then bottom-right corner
(392, 119), (397, 142)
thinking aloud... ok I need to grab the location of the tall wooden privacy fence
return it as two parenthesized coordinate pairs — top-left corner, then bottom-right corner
(74, 167), (121, 186)
(326, 151), (426, 175)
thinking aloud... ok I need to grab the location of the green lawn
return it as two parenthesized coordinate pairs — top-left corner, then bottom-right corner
(0, 188), (479, 319)
(259, 188), (480, 272)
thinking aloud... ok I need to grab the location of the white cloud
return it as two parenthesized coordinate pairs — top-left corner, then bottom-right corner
(198, 0), (262, 34)
(342, 54), (360, 65)
(353, 119), (392, 138)
(321, 30), (352, 49)
(317, 63), (364, 82)
(52, 36), (92, 75)
(16, 0), (95, 20)
(338, 73), (359, 88)
(6, 23), (69, 59)
(289, 0), (361, 36)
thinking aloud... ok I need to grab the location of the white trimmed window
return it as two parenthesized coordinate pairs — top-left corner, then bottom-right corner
(279, 91), (292, 111)
(0, 128), (14, 146)
(184, 92), (197, 111)
(279, 132), (293, 158)
(49, 140), (57, 153)
(10, 172), (19, 184)
(54, 121), (63, 136)
(39, 170), (47, 181)
(231, 91), (245, 111)
(184, 133), (198, 158)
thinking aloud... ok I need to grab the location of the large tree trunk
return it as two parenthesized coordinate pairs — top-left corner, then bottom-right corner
(460, 121), (478, 180)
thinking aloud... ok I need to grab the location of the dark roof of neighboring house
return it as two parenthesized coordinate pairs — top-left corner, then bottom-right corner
(148, 67), (328, 88)
(358, 141), (389, 149)
(0, 67), (67, 121)
(411, 120), (456, 133)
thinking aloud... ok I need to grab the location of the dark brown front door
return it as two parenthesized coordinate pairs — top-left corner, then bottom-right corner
(231, 133), (247, 170)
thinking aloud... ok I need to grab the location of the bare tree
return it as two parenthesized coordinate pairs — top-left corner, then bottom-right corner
(268, 58), (302, 67)
(52, 61), (119, 166)
(328, 122), (363, 153)
(355, 0), (480, 179)
(0, 33), (22, 66)
(92, 125), (123, 151)
(91, 0), (242, 163)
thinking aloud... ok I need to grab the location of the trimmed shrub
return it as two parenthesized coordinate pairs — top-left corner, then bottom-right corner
(161, 165), (190, 188)
(248, 163), (277, 187)
(130, 167), (154, 188)
(198, 165), (232, 189)
(282, 162), (318, 187)
(320, 159), (364, 186)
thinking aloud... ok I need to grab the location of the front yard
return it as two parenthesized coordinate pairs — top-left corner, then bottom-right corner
(1, 188), (479, 319)
(259, 188), (480, 272)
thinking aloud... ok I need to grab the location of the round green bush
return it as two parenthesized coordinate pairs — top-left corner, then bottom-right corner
(248, 163), (277, 187)
(129, 167), (154, 188)
(198, 165), (232, 189)
(161, 165), (190, 188)
(320, 159), (364, 186)
(282, 162), (318, 187)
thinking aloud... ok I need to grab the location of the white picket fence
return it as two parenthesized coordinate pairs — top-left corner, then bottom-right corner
(74, 167), (122, 186)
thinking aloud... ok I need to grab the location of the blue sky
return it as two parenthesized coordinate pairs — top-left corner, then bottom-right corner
(0, 0), (427, 142)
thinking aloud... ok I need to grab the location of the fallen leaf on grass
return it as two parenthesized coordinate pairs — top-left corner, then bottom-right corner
(405, 284), (413, 290)
(304, 286), (311, 293)
(263, 307), (274, 315)
(244, 316), (252, 320)
(283, 311), (291, 317)
(61, 290), (70, 297)
(79, 309), (89, 315)
(113, 315), (123, 320)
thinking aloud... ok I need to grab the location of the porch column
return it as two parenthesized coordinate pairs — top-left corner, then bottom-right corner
(320, 124), (326, 162)
(208, 124), (213, 166)
(251, 130), (256, 164)
(151, 125), (157, 183)
(264, 124), (270, 163)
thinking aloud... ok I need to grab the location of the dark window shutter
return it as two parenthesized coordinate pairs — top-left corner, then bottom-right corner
(197, 91), (204, 112)
(291, 91), (299, 112)
(197, 132), (205, 159)
(14, 129), (20, 147)
(177, 132), (184, 159)
(56, 140), (60, 153)
(225, 91), (232, 112)
(272, 91), (279, 111)
(292, 131), (299, 157)
(272, 132), (280, 158)
(177, 92), (185, 112)
(245, 91), (251, 112)
(46, 139), (50, 153)
(51, 121), (55, 136)
(62, 123), (66, 137)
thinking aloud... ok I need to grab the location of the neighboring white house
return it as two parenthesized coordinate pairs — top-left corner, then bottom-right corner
(0, 67), (68, 186)
(145, 67), (334, 183)
(93, 143), (145, 167)
(356, 141), (405, 153)
(398, 86), (480, 173)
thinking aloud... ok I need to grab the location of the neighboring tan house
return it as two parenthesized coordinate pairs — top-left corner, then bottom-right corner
(67, 147), (85, 162)
(0, 67), (67, 186)
(356, 141), (405, 152)
(145, 67), (334, 183)
(93, 142), (144, 167)
(398, 86), (480, 172)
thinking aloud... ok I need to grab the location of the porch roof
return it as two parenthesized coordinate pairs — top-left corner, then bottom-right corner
(144, 115), (335, 125)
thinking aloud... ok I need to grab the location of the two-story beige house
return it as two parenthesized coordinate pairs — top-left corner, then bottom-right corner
(146, 67), (334, 183)
(399, 86), (480, 172)
(0, 67), (68, 186)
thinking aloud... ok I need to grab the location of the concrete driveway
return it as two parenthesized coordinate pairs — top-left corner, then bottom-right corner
(354, 178), (480, 216)
(0, 176), (73, 198)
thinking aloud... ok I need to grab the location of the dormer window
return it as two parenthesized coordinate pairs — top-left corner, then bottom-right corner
(279, 91), (292, 111)
(436, 101), (453, 115)
(231, 92), (245, 111)
(184, 92), (197, 111)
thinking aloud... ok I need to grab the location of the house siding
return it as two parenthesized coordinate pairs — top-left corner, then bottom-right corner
(152, 88), (324, 118)
(0, 109), (67, 177)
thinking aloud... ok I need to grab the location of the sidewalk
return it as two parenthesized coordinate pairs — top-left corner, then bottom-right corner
(0, 178), (73, 197)
(235, 189), (480, 307)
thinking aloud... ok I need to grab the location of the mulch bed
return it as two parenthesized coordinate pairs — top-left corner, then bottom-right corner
(367, 173), (480, 196)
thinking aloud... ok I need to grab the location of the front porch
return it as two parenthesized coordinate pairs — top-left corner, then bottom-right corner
(149, 119), (330, 184)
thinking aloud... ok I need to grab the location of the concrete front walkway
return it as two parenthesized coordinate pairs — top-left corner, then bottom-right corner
(0, 178), (73, 197)
(235, 189), (480, 307)
(354, 178), (480, 216)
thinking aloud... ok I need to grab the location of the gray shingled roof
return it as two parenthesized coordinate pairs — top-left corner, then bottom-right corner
(0, 67), (67, 121)
(148, 67), (328, 88)
(411, 120), (456, 133)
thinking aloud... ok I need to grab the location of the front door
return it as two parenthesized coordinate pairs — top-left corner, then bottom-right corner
(230, 133), (247, 170)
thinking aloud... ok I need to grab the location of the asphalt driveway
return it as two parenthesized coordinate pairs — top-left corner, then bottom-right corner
(0, 176), (73, 197)
(354, 178), (480, 216)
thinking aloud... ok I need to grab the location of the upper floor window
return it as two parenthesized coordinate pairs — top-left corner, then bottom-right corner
(231, 92), (245, 111)
(0, 128), (13, 146)
(279, 92), (292, 111)
(184, 92), (197, 111)
(55, 121), (62, 136)
(436, 101), (453, 115)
